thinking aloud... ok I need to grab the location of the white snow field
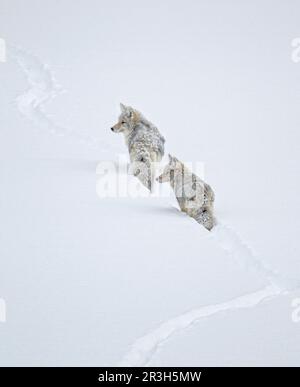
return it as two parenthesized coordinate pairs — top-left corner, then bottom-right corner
(0, 0), (300, 366)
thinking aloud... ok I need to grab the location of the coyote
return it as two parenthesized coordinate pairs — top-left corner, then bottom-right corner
(157, 155), (216, 231)
(111, 103), (165, 190)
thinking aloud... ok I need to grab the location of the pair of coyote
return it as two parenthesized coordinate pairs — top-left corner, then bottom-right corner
(111, 104), (215, 231)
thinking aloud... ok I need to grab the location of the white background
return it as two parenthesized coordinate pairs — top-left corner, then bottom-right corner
(0, 0), (300, 366)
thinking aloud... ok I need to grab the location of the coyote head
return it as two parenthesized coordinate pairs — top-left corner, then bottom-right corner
(111, 103), (140, 133)
(156, 154), (181, 183)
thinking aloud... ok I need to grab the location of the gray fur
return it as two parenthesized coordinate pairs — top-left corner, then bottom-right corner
(111, 104), (165, 190)
(157, 155), (216, 231)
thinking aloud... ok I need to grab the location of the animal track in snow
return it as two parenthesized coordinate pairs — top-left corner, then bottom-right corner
(9, 45), (121, 154)
(119, 284), (282, 366)
(211, 222), (300, 291)
(119, 217), (299, 366)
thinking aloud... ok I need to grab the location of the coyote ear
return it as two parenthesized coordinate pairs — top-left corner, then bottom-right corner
(120, 103), (126, 113)
(127, 106), (135, 119)
(169, 154), (179, 164)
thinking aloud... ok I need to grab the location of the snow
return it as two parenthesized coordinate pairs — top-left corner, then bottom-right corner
(0, 0), (300, 366)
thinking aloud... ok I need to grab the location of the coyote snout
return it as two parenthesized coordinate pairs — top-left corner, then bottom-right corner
(111, 121), (125, 133)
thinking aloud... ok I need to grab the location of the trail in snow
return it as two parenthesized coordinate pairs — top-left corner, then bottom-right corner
(119, 284), (282, 366)
(211, 222), (300, 291)
(8, 45), (121, 154)
(119, 218), (300, 366)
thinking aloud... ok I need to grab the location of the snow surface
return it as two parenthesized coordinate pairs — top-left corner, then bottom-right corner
(0, 0), (300, 366)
